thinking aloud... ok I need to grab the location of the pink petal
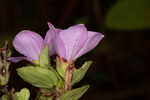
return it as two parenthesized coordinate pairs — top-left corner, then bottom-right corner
(55, 34), (66, 59)
(75, 31), (104, 59)
(44, 22), (61, 56)
(48, 22), (61, 33)
(8, 57), (29, 63)
(56, 24), (88, 61)
(13, 30), (44, 62)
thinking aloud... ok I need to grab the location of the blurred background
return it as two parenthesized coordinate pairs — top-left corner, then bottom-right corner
(0, 0), (150, 100)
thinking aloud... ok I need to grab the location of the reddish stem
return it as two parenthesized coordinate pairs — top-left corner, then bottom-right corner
(64, 65), (74, 91)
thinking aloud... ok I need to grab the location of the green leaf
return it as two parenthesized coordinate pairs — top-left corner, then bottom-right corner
(1, 94), (8, 100)
(105, 0), (150, 30)
(72, 61), (92, 86)
(13, 88), (30, 100)
(17, 66), (58, 88)
(48, 67), (64, 91)
(39, 95), (53, 100)
(40, 45), (50, 67)
(60, 85), (89, 100)
(56, 56), (69, 78)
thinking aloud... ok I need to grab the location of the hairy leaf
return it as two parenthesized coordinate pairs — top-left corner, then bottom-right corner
(72, 61), (92, 85)
(17, 66), (58, 88)
(60, 85), (89, 100)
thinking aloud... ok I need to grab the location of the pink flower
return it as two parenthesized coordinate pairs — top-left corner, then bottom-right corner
(8, 23), (57, 63)
(8, 23), (104, 63)
(55, 24), (104, 62)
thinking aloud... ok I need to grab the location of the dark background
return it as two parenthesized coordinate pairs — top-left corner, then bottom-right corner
(0, 0), (150, 100)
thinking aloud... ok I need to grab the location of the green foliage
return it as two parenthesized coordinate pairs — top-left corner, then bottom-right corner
(0, 64), (9, 86)
(60, 85), (90, 100)
(0, 41), (11, 86)
(105, 0), (150, 30)
(1, 94), (8, 100)
(40, 45), (50, 67)
(13, 88), (30, 100)
(39, 95), (53, 100)
(72, 61), (92, 86)
(48, 66), (64, 90)
(17, 66), (58, 88)
(56, 57), (69, 78)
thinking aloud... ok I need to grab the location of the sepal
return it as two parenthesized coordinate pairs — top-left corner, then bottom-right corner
(39, 45), (50, 67)
(60, 85), (89, 100)
(56, 56), (70, 78)
(71, 61), (92, 86)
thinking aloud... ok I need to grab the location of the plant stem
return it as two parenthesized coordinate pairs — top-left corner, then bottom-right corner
(56, 96), (60, 100)
(64, 65), (74, 91)
(35, 90), (41, 100)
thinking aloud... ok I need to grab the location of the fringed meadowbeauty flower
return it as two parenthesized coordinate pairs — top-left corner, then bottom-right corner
(9, 23), (104, 63)
(55, 24), (104, 62)
(8, 24), (57, 63)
